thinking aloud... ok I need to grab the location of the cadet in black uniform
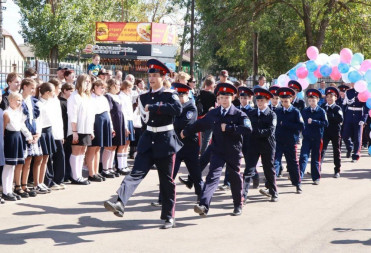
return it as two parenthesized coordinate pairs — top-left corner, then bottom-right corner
(152, 83), (203, 206)
(181, 83), (252, 216)
(104, 59), (183, 229)
(320, 87), (343, 178)
(289, 81), (305, 111)
(243, 88), (278, 202)
(274, 88), (304, 193)
(268, 86), (281, 111)
(337, 84), (352, 156)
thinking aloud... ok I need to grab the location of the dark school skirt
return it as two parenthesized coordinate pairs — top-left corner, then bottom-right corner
(126, 120), (135, 142)
(4, 130), (26, 165)
(40, 126), (57, 155)
(67, 134), (92, 146)
(92, 111), (112, 147)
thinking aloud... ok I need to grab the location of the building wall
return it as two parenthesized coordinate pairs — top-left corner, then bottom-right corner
(1, 36), (25, 74)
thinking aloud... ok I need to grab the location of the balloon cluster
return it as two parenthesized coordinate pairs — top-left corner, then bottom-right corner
(276, 46), (371, 117)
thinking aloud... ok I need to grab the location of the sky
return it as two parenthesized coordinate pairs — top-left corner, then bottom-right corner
(3, 0), (24, 44)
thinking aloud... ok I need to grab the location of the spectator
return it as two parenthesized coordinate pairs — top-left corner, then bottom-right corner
(88, 54), (102, 77)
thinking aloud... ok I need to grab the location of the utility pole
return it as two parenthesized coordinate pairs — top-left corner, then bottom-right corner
(252, 32), (258, 86)
(178, 0), (190, 72)
(0, 0), (5, 69)
(190, 0), (195, 77)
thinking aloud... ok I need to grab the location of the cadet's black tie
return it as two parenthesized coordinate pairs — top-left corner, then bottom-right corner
(222, 108), (227, 117)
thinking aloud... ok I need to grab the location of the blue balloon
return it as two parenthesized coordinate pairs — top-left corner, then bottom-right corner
(297, 91), (304, 99)
(289, 69), (298, 80)
(369, 146), (371, 156)
(348, 70), (363, 83)
(308, 72), (318, 84)
(351, 53), (364, 66)
(366, 98), (371, 109)
(306, 60), (318, 72)
(338, 63), (350, 74)
(296, 62), (305, 69)
(320, 64), (332, 77)
(365, 69), (371, 84)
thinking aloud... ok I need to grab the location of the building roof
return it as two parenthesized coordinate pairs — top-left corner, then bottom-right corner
(2, 29), (25, 59)
(18, 44), (35, 58)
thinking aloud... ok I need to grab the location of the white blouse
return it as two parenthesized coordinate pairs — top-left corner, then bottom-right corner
(119, 91), (134, 128)
(67, 91), (95, 136)
(50, 96), (64, 140)
(38, 98), (54, 129)
(4, 107), (33, 141)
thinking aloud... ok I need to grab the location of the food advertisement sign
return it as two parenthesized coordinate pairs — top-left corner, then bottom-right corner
(96, 22), (177, 44)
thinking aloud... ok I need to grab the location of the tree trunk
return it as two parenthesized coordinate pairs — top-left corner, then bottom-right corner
(252, 31), (258, 86)
(49, 45), (59, 75)
(302, 0), (314, 48)
(178, 0), (191, 72)
(315, 0), (336, 50)
(190, 0), (195, 77)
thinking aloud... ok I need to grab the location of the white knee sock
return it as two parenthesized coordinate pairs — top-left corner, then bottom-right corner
(69, 155), (78, 180)
(77, 155), (84, 179)
(109, 150), (116, 169)
(123, 153), (128, 168)
(117, 153), (124, 170)
(102, 149), (111, 170)
(2, 165), (15, 195)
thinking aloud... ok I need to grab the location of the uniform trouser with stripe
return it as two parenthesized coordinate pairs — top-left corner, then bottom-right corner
(45, 140), (65, 186)
(200, 152), (243, 212)
(299, 137), (323, 181)
(342, 114), (363, 160)
(321, 133), (341, 173)
(274, 142), (301, 186)
(117, 151), (176, 220)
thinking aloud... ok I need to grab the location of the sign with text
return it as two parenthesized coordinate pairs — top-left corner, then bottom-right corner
(95, 22), (177, 44)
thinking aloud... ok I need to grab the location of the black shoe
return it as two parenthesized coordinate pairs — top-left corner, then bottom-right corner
(14, 188), (29, 198)
(104, 200), (125, 217)
(346, 150), (351, 158)
(118, 168), (131, 176)
(232, 206), (242, 216)
(97, 173), (106, 181)
(194, 205), (208, 217)
(151, 201), (162, 207)
(109, 169), (120, 177)
(0, 197), (4, 204)
(101, 170), (115, 178)
(13, 192), (22, 200)
(88, 175), (103, 182)
(259, 188), (271, 198)
(71, 178), (91, 185)
(252, 179), (260, 189)
(296, 185), (302, 194)
(334, 173), (340, 178)
(34, 185), (48, 194)
(161, 218), (175, 229)
(2, 193), (17, 201)
(179, 176), (193, 189)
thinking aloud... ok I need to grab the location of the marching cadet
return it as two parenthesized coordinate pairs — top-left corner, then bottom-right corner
(238, 87), (259, 188)
(320, 87), (343, 178)
(288, 81), (305, 111)
(103, 59), (183, 229)
(337, 84), (352, 157)
(268, 86), (281, 112)
(152, 82), (203, 206)
(274, 88), (304, 193)
(342, 83), (368, 162)
(181, 83), (252, 216)
(299, 89), (328, 185)
(243, 88), (278, 202)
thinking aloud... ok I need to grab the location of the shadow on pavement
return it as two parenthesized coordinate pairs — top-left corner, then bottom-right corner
(331, 227), (371, 246)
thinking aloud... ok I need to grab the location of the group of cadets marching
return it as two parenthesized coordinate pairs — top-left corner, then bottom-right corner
(104, 59), (370, 229)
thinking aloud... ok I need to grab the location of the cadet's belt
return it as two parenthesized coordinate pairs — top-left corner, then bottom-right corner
(147, 124), (174, 133)
(347, 107), (363, 111)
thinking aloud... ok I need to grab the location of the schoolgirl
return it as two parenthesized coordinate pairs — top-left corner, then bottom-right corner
(102, 79), (125, 177)
(2, 93), (33, 201)
(67, 74), (95, 185)
(86, 80), (113, 182)
(1, 72), (21, 110)
(118, 80), (135, 174)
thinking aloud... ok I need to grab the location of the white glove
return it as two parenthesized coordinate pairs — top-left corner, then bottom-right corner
(359, 121), (365, 126)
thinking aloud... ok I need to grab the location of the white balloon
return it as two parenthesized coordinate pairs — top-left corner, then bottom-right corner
(342, 72), (350, 83)
(277, 74), (288, 86)
(317, 53), (329, 65)
(329, 54), (340, 67)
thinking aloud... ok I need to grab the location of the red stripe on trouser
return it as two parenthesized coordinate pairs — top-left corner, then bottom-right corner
(171, 154), (176, 218)
(356, 125), (364, 157)
(318, 139), (323, 177)
(294, 144), (301, 183)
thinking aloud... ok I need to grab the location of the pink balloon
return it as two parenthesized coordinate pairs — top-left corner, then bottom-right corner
(314, 66), (323, 78)
(360, 59), (371, 72)
(340, 48), (353, 64)
(296, 67), (309, 79)
(369, 110), (371, 117)
(330, 66), (342, 81)
(354, 80), (367, 93)
(358, 91), (370, 102)
(307, 46), (319, 60)
(298, 78), (309, 90)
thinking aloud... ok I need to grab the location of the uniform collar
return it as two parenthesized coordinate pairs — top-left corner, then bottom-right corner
(151, 86), (163, 93)
(326, 102), (336, 108)
(283, 105), (293, 112)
